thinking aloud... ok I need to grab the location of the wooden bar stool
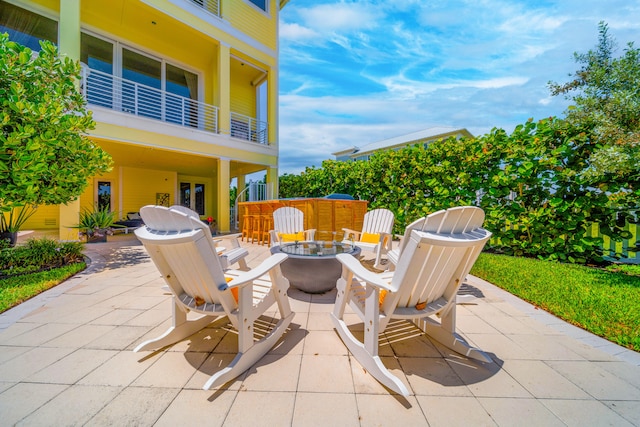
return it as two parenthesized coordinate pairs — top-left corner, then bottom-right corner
(240, 215), (250, 241)
(241, 203), (261, 242)
(241, 213), (255, 242)
(260, 216), (273, 246)
(250, 215), (263, 244)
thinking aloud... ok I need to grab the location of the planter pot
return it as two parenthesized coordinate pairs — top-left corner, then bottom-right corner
(86, 229), (108, 243)
(0, 231), (18, 247)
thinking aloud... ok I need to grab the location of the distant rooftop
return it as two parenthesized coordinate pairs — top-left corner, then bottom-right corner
(332, 126), (473, 161)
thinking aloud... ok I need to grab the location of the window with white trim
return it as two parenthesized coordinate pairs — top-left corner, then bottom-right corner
(248, 0), (267, 12)
(0, 1), (57, 50)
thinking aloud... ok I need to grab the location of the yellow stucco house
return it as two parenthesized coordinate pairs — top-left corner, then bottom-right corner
(1, 0), (287, 238)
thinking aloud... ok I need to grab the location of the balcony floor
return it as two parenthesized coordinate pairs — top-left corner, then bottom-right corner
(0, 233), (639, 426)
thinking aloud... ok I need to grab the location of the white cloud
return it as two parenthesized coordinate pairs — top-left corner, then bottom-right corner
(474, 76), (529, 89)
(297, 3), (381, 33)
(279, 22), (317, 40)
(498, 12), (566, 35)
(276, 0), (640, 175)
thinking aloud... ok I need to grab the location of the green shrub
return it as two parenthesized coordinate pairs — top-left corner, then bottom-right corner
(0, 237), (84, 276)
(278, 117), (639, 264)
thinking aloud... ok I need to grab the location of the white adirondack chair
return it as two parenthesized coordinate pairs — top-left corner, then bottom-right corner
(169, 205), (249, 270)
(331, 225), (492, 396)
(387, 206), (485, 271)
(134, 205), (295, 390)
(269, 206), (316, 246)
(342, 208), (395, 269)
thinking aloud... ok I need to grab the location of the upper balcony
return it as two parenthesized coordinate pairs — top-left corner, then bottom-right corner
(81, 67), (268, 145)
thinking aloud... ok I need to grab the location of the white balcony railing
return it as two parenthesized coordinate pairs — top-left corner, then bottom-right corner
(190, 0), (220, 17)
(230, 111), (269, 145)
(81, 67), (219, 135)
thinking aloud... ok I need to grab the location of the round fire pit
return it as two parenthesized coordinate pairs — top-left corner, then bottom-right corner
(270, 241), (361, 293)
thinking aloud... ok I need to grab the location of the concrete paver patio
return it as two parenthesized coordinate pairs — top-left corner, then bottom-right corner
(0, 234), (639, 426)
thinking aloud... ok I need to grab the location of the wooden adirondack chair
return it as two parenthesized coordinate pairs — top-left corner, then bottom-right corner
(342, 208), (394, 269)
(332, 224), (492, 396)
(387, 206), (485, 271)
(169, 205), (249, 270)
(134, 205), (295, 390)
(269, 206), (316, 246)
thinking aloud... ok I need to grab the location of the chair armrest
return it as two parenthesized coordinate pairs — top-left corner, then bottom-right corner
(214, 233), (243, 249)
(220, 247), (248, 265)
(380, 232), (393, 249)
(342, 228), (361, 240)
(303, 229), (316, 241)
(269, 230), (279, 246)
(335, 254), (395, 292)
(225, 253), (288, 289)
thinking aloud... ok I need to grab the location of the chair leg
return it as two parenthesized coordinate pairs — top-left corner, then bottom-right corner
(331, 277), (410, 396)
(373, 246), (384, 270)
(415, 310), (492, 363)
(237, 257), (249, 271)
(203, 279), (294, 390)
(331, 313), (410, 396)
(134, 300), (215, 352)
(203, 311), (295, 390)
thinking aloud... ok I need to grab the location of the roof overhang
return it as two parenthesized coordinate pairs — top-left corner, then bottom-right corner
(331, 146), (359, 156)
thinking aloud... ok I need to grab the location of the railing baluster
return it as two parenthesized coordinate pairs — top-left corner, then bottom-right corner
(83, 67), (277, 143)
(181, 97), (185, 126)
(230, 111), (268, 144)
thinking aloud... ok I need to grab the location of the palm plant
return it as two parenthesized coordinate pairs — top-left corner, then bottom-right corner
(72, 206), (121, 242)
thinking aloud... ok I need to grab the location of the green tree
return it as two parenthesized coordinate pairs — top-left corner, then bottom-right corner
(548, 22), (640, 187)
(0, 33), (112, 240)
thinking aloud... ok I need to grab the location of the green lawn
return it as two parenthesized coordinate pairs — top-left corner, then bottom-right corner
(471, 253), (640, 351)
(0, 262), (86, 313)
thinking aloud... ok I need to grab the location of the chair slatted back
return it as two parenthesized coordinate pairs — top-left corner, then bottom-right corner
(396, 206), (485, 257)
(272, 207), (305, 234)
(386, 227), (491, 313)
(136, 206), (236, 310)
(361, 208), (395, 235)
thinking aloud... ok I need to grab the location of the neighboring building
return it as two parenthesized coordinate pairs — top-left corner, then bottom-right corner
(1, 0), (287, 237)
(332, 126), (474, 162)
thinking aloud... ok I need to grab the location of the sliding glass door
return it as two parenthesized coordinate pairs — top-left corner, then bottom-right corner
(80, 32), (199, 126)
(122, 48), (162, 120)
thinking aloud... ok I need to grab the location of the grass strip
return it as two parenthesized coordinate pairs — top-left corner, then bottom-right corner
(471, 253), (640, 351)
(0, 262), (86, 313)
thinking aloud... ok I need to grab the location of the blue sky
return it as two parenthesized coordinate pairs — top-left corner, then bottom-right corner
(276, 0), (640, 175)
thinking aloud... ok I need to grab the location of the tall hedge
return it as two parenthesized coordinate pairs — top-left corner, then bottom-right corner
(279, 117), (639, 264)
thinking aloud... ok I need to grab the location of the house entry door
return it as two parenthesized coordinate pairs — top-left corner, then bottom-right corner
(179, 182), (205, 216)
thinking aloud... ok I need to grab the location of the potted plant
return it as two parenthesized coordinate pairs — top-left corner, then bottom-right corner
(72, 207), (121, 243)
(0, 205), (39, 247)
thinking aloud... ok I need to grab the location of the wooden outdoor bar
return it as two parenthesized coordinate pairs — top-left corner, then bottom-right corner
(239, 198), (369, 244)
